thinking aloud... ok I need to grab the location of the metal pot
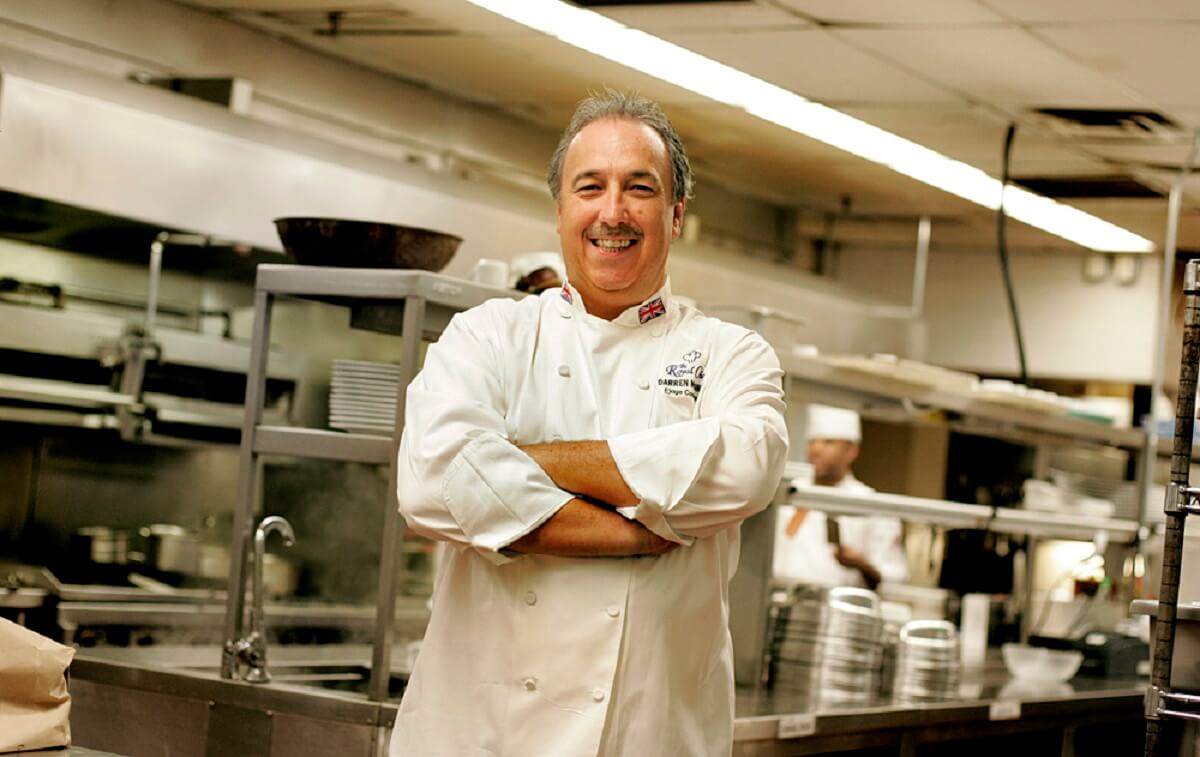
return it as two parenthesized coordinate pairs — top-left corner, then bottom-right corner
(261, 553), (300, 597)
(72, 526), (130, 565)
(140, 524), (201, 575)
(197, 544), (299, 596)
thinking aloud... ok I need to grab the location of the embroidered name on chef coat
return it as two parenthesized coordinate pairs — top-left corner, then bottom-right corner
(659, 349), (705, 399)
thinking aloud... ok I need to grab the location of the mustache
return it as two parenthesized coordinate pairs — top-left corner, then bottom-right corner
(587, 223), (643, 239)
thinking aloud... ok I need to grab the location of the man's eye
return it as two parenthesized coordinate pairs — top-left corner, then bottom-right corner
(576, 184), (601, 193)
(630, 184), (656, 194)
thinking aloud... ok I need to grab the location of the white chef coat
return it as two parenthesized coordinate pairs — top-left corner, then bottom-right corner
(393, 279), (788, 757)
(772, 475), (908, 588)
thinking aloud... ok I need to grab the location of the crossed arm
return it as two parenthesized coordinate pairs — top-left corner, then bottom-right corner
(507, 441), (677, 557)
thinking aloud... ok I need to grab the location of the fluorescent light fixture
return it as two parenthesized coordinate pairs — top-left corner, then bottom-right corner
(464, 0), (1155, 253)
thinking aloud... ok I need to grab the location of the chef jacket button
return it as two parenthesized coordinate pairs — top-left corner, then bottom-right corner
(651, 326), (665, 338)
(551, 434), (563, 442)
(558, 365), (570, 377)
(524, 591), (537, 606)
(637, 380), (650, 390)
(560, 311), (572, 319)
(606, 605), (621, 618)
(592, 688), (606, 702)
(523, 678), (537, 691)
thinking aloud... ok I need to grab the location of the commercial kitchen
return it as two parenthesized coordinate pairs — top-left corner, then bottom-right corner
(1, 1), (1199, 755)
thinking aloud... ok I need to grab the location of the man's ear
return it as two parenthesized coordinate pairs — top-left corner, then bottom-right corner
(671, 200), (687, 239)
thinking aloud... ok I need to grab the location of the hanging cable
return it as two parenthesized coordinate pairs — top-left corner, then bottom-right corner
(997, 124), (1029, 384)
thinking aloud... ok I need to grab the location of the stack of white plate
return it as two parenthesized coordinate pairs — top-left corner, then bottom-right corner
(329, 360), (400, 436)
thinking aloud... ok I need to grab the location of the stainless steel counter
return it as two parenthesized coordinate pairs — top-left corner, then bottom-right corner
(732, 669), (1143, 743)
(76, 643), (413, 677)
(70, 645), (1145, 754)
(15, 748), (128, 757)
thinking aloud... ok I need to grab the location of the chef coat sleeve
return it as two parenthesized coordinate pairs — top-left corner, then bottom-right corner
(396, 304), (573, 565)
(863, 516), (909, 585)
(608, 330), (788, 542)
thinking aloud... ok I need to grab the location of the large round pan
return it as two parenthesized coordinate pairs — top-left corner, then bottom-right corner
(274, 217), (462, 271)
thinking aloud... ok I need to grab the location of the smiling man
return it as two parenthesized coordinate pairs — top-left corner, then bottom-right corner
(393, 91), (788, 756)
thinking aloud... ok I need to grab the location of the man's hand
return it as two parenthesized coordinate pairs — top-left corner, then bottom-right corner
(834, 545), (882, 590)
(508, 498), (678, 557)
(519, 441), (638, 507)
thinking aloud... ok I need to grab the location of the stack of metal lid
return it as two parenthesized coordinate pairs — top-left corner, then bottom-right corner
(892, 620), (961, 702)
(769, 586), (885, 707)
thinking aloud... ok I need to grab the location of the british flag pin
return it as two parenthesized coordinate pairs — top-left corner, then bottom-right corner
(561, 285), (573, 304)
(638, 297), (666, 324)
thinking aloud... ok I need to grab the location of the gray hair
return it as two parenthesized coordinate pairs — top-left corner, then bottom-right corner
(547, 90), (694, 204)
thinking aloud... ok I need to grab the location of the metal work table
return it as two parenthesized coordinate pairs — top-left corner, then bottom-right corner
(732, 673), (1143, 750)
(15, 748), (128, 757)
(68, 646), (1145, 756)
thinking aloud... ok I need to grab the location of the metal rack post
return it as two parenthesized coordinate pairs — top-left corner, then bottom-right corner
(368, 296), (425, 702)
(221, 288), (274, 678)
(1145, 259), (1200, 756)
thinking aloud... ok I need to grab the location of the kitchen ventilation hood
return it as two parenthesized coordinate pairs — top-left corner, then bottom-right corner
(0, 44), (543, 443)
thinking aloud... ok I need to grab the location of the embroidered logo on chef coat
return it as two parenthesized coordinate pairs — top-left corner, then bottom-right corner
(659, 350), (705, 400)
(638, 297), (666, 324)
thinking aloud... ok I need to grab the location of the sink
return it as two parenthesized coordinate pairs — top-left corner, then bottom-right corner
(178, 662), (408, 700)
(269, 664), (407, 699)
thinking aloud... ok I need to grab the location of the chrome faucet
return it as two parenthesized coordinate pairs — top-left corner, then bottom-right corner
(224, 515), (295, 684)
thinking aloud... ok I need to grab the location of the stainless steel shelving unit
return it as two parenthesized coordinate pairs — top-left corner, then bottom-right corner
(781, 353), (1147, 452)
(220, 264), (521, 702)
(780, 351), (1150, 543)
(779, 348), (1151, 649)
(791, 485), (1140, 544)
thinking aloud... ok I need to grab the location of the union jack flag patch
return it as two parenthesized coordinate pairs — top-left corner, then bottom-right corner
(561, 285), (573, 304)
(638, 297), (666, 324)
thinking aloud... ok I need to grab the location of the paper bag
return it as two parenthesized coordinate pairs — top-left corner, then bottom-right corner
(0, 618), (74, 753)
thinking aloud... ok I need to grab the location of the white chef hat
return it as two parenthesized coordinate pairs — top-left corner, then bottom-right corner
(807, 404), (861, 442)
(509, 251), (566, 285)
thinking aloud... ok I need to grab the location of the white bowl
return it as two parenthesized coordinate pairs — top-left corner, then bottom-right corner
(1001, 643), (1083, 682)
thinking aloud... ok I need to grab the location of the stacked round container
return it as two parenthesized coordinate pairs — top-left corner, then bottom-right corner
(769, 586), (885, 707)
(892, 620), (962, 702)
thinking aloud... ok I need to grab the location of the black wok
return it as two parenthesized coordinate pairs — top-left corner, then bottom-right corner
(274, 217), (462, 271)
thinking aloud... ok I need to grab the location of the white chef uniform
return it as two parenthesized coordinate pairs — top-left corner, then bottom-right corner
(393, 279), (788, 757)
(773, 474), (908, 588)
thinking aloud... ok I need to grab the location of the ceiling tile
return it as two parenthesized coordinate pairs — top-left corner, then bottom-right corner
(1082, 143), (1200, 171)
(982, 0), (1200, 23)
(837, 26), (1147, 109)
(840, 104), (1111, 174)
(344, 34), (590, 108)
(1036, 22), (1200, 108)
(664, 28), (958, 104)
(179, 0), (369, 8)
(597, 1), (806, 31)
(774, 0), (1005, 25)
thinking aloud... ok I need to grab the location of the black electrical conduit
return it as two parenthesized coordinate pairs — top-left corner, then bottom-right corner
(997, 123), (1029, 385)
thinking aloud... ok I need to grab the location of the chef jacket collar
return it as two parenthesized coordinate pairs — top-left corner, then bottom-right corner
(558, 278), (676, 328)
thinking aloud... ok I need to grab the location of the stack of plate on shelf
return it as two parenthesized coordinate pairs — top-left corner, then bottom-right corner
(892, 620), (961, 702)
(329, 359), (400, 436)
(769, 586), (885, 707)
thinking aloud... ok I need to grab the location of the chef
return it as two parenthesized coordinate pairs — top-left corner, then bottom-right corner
(773, 405), (907, 590)
(393, 91), (788, 756)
